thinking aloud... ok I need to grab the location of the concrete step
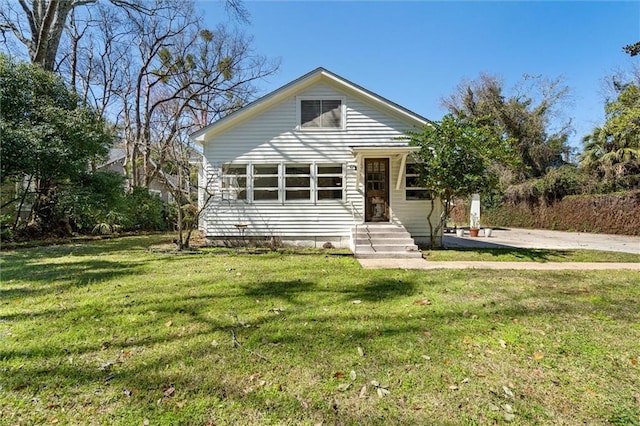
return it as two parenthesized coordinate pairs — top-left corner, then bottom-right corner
(355, 244), (419, 252)
(355, 251), (423, 259)
(354, 238), (417, 245)
(352, 223), (422, 259)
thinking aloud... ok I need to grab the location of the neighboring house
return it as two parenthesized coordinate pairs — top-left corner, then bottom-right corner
(190, 67), (443, 257)
(99, 146), (199, 203)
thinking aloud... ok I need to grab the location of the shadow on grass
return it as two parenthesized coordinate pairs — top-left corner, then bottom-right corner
(438, 247), (573, 261)
(344, 277), (418, 302)
(2, 270), (639, 426)
(0, 258), (142, 300)
(0, 234), (173, 259)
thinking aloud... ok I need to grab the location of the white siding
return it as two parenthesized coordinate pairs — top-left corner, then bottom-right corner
(200, 81), (436, 246)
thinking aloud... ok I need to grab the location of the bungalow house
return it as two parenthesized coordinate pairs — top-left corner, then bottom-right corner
(190, 68), (443, 257)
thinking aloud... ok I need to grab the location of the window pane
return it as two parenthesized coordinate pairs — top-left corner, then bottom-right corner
(301, 100), (341, 128)
(286, 164), (310, 174)
(254, 164), (278, 175)
(406, 176), (421, 188)
(254, 190), (278, 201)
(406, 163), (421, 174)
(406, 190), (432, 200)
(318, 165), (342, 174)
(318, 189), (342, 200)
(254, 176), (278, 188)
(320, 100), (342, 128)
(318, 176), (342, 187)
(224, 165), (246, 175)
(285, 176), (310, 187)
(301, 100), (321, 128)
(222, 176), (246, 187)
(285, 190), (310, 201)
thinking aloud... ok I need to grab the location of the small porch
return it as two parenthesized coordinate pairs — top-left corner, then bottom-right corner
(351, 145), (421, 223)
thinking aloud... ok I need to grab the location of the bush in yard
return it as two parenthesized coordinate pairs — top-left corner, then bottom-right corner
(484, 190), (640, 235)
(121, 187), (173, 231)
(55, 171), (128, 233)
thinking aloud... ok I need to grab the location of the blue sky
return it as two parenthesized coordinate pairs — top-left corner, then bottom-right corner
(200, 0), (639, 150)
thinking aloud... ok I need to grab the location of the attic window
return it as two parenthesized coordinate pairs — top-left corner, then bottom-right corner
(299, 98), (344, 129)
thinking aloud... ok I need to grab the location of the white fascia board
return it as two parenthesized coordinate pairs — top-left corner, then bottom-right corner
(190, 71), (325, 144)
(351, 146), (420, 155)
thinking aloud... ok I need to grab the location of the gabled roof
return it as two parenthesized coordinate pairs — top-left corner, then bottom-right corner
(190, 67), (429, 144)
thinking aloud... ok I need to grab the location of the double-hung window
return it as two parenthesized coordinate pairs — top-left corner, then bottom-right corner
(405, 163), (432, 200)
(317, 164), (344, 201)
(221, 164), (247, 201)
(253, 164), (279, 201)
(285, 164), (311, 201)
(299, 98), (344, 129)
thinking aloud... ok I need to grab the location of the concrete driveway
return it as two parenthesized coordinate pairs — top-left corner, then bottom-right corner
(443, 228), (640, 255)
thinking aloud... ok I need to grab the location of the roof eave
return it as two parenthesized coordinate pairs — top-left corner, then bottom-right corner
(190, 67), (429, 145)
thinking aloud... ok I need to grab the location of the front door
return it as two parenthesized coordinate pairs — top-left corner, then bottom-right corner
(365, 158), (389, 222)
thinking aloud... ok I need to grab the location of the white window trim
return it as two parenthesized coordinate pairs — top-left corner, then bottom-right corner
(220, 163), (248, 202)
(405, 162), (432, 201)
(296, 96), (347, 131)
(316, 163), (345, 202)
(252, 163), (281, 203)
(220, 162), (346, 204)
(284, 163), (313, 204)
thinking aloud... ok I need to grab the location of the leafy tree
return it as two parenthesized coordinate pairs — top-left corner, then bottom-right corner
(581, 84), (640, 191)
(406, 115), (513, 247)
(442, 74), (571, 181)
(0, 54), (112, 234)
(623, 41), (640, 57)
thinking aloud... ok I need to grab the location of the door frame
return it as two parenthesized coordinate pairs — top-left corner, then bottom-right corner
(364, 157), (390, 222)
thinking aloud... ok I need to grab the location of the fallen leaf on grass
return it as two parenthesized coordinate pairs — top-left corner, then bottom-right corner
(533, 352), (544, 360)
(376, 387), (390, 397)
(499, 339), (507, 349)
(165, 320), (173, 327)
(333, 372), (345, 379)
(631, 358), (638, 365)
(352, 300), (362, 304)
(504, 413), (515, 422)
(337, 383), (351, 392)
(350, 370), (357, 380)
(449, 385), (459, 390)
(413, 299), (431, 306)
(359, 385), (367, 398)
(503, 386), (514, 398)
(163, 386), (175, 397)
(357, 346), (365, 357)
(176, 401), (185, 408)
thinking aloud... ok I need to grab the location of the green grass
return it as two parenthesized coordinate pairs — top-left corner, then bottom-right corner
(423, 247), (640, 263)
(1, 235), (639, 425)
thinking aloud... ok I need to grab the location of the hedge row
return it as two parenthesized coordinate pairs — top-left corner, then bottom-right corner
(484, 190), (640, 235)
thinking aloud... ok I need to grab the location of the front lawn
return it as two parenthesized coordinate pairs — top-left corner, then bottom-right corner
(1, 235), (638, 425)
